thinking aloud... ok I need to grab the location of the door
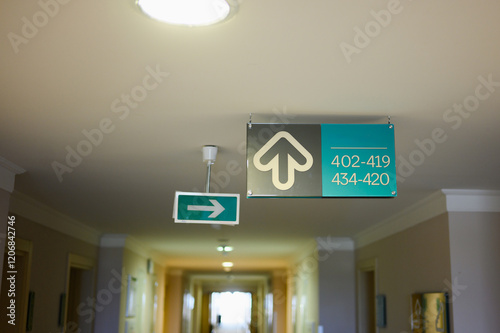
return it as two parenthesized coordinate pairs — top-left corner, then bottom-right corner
(357, 258), (377, 333)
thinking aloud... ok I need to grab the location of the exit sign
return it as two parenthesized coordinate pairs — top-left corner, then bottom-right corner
(173, 191), (240, 225)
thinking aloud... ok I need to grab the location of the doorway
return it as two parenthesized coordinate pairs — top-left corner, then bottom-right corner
(186, 273), (271, 333)
(357, 258), (377, 333)
(64, 254), (95, 333)
(210, 291), (252, 333)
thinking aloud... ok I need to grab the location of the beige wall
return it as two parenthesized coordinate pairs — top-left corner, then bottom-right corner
(121, 247), (166, 333)
(317, 246), (356, 333)
(356, 213), (452, 332)
(272, 270), (287, 333)
(94, 239), (166, 333)
(164, 269), (184, 333)
(448, 211), (500, 333)
(11, 214), (99, 333)
(291, 243), (319, 333)
(94, 246), (124, 332)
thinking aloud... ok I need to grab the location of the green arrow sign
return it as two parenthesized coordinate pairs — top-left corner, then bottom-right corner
(174, 191), (240, 225)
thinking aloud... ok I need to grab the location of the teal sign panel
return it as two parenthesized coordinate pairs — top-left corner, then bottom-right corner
(247, 124), (397, 197)
(321, 124), (397, 197)
(174, 191), (240, 224)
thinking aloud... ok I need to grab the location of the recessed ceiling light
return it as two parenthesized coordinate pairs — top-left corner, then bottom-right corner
(222, 261), (233, 268)
(217, 245), (233, 252)
(136, 0), (238, 26)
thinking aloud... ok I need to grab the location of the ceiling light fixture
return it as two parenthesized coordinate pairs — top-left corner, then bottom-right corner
(222, 261), (233, 268)
(217, 245), (234, 253)
(136, 0), (239, 26)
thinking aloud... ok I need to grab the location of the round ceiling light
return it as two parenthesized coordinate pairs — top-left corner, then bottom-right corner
(137, 0), (238, 26)
(222, 261), (233, 268)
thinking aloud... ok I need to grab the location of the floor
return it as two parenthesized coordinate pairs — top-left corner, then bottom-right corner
(212, 323), (250, 333)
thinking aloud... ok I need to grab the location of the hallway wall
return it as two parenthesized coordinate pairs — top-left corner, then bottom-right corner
(448, 211), (500, 333)
(94, 235), (166, 333)
(317, 238), (356, 333)
(94, 245), (124, 332)
(9, 214), (99, 333)
(122, 247), (166, 333)
(291, 242), (319, 333)
(356, 213), (452, 332)
(164, 269), (184, 333)
(271, 270), (287, 333)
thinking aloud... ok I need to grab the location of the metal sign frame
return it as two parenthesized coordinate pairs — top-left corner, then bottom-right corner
(246, 123), (397, 198)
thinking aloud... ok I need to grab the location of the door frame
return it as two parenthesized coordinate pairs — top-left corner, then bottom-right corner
(64, 253), (96, 332)
(357, 257), (378, 333)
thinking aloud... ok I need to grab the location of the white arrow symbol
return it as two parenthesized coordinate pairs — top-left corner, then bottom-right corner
(253, 131), (313, 191)
(187, 199), (225, 218)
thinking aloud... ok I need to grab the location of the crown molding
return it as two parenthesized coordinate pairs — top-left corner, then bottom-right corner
(100, 233), (168, 267)
(354, 190), (447, 248)
(0, 156), (25, 193)
(354, 189), (500, 249)
(0, 156), (25, 174)
(442, 189), (500, 212)
(9, 193), (166, 266)
(316, 237), (355, 252)
(9, 191), (101, 245)
(100, 234), (128, 248)
(7, 190), (167, 266)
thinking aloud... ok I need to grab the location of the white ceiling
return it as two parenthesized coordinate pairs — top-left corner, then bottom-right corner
(1, 0), (500, 270)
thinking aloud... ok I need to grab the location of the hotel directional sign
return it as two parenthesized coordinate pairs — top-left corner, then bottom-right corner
(246, 124), (397, 198)
(174, 191), (240, 225)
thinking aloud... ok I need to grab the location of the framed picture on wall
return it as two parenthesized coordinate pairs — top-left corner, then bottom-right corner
(376, 294), (386, 328)
(126, 275), (137, 318)
(411, 292), (449, 333)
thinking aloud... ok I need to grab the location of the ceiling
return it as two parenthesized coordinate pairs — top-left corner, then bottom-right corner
(1, 0), (500, 271)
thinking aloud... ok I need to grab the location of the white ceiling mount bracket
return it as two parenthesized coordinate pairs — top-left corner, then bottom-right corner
(203, 145), (218, 165)
(203, 145), (218, 193)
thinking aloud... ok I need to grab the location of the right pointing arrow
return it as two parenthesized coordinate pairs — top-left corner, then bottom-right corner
(187, 199), (225, 218)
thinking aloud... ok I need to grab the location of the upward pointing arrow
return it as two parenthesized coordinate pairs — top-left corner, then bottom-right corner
(253, 131), (314, 190)
(187, 199), (225, 218)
